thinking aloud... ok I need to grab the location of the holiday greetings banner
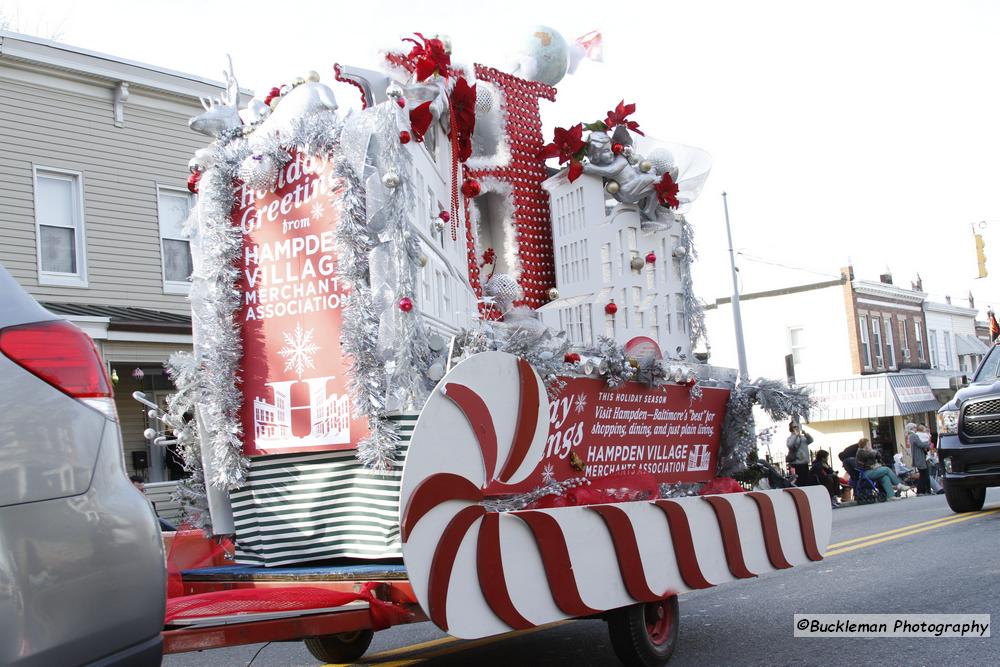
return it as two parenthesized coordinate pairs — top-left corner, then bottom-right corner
(489, 378), (728, 493)
(235, 150), (367, 456)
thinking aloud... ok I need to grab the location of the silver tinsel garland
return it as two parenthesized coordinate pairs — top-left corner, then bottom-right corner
(584, 336), (637, 389)
(163, 351), (211, 530)
(717, 377), (814, 477)
(678, 215), (707, 351)
(454, 320), (573, 399)
(172, 109), (416, 517)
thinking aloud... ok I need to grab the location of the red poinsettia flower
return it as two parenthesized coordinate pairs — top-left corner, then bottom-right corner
(604, 100), (644, 136)
(539, 123), (586, 163)
(654, 171), (680, 208)
(402, 32), (451, 81)
(448, 77), (477, 162)
(408, 101), (433, 142)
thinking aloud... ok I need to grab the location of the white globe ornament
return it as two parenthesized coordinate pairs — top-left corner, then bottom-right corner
(605, 181), (620, 195)
(382, 172), (400, 189)
(517, 26), (569, 86)
(305, 70), (321, 82)
(639, 160), (653, 173)
(143, 428), (157, 440)
(672, 245), (688, 259)
(431, 217), (446, 233)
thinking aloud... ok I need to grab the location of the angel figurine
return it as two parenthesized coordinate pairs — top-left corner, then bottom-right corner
(583, 131), (662, 222)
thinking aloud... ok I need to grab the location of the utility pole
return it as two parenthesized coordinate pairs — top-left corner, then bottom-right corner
(722, 192), (749, 382)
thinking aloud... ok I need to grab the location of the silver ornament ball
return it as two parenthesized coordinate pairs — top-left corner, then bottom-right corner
(386, 83), (404, 100)
(305, 70), (321, 82)
(431, 217), (446, 233)
(605, 181), (620, 195)
(630, 256), (645, 272)
(238, 153), (280, 191)
(427, 362), (445, 382)
(648, 147), (679, 180)
(546, 287), (560, 301)
(382, 172), (400, 189)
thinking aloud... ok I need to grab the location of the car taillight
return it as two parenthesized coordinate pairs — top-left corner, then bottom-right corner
(0, 319), (117, 420)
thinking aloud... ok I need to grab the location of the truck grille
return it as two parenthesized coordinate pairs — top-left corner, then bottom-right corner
(961, 398), (1000, 439)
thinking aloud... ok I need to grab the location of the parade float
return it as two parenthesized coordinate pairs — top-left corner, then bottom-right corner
(148, 28), (830, 665)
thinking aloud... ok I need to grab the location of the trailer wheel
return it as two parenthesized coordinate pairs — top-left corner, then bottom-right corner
(607, 596), (679, 666)
(303, 629), (374, 663)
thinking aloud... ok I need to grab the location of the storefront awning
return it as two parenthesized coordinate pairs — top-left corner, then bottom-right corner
(955, 333), (989, 356)
(886, 373), (942, 414)
(803, 372), (941, 422)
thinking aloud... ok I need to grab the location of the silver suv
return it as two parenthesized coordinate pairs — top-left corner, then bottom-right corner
(0, 264), (165, 665)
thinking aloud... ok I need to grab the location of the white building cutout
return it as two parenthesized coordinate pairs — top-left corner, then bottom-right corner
(538, 171), (692, 358)
(253, 375), (350, 448)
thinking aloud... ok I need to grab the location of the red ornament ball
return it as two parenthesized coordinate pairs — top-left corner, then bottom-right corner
(564, 352), (581, 363)
(461, 178), (481, 198)
(186, 171), (201, 194)
(396, 97), (407, 108)
(685, 377), (697, 388)
(398, 296), (414, 312)
(439, 210), (451, 223)
(399, 130), (411, 144)
(646, 251), (657, 264)
(612, 143), (624, 155)
(605, 301), (618, 315)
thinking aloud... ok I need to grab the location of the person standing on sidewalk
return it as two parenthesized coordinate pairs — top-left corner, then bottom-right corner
(786, 422), (813, 485)
(909, 424), (931, 495)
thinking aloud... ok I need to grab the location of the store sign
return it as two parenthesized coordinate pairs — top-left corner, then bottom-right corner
(894, 384), (936, 404)
(492, 378), (728, 493)
(235, 150), (367, 456)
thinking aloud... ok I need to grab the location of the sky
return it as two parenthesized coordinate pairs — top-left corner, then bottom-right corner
(4, 0), (1000, 316)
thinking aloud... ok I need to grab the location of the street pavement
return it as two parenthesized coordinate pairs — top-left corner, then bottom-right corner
(164, 489), (1000, 667)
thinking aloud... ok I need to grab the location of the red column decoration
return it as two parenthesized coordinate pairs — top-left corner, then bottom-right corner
(462, 64), (558, 311)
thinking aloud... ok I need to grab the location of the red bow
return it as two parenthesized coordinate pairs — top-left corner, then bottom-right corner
(402, 33), (451, 82)
(409, 101), (433, 142)
(449, 77), (477, 162)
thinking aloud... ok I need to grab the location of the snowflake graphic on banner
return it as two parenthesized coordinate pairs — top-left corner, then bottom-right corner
(574, 392), (588, 414)
(311, 201), (325, 221)
(278, 324), (320, 378)
(541, 463), (556, 484)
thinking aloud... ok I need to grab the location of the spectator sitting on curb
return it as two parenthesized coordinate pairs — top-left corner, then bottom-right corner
(857, 446), (910, 499)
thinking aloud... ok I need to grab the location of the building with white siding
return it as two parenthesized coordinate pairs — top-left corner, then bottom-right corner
(705, 268), (945, 464)
(0, 31), (248, 480)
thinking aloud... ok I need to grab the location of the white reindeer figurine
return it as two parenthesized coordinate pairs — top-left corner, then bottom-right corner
(189, 55), (243, 138)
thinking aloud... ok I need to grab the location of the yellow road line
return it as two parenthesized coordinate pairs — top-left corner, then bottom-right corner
(323, 636), (460, 666)
(826, 509), (1000, 557)
(826, 513), (971, 549)
(370, 621), (571, 666)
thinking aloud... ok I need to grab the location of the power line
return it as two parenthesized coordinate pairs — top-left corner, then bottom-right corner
(736, 253), (845, 281)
